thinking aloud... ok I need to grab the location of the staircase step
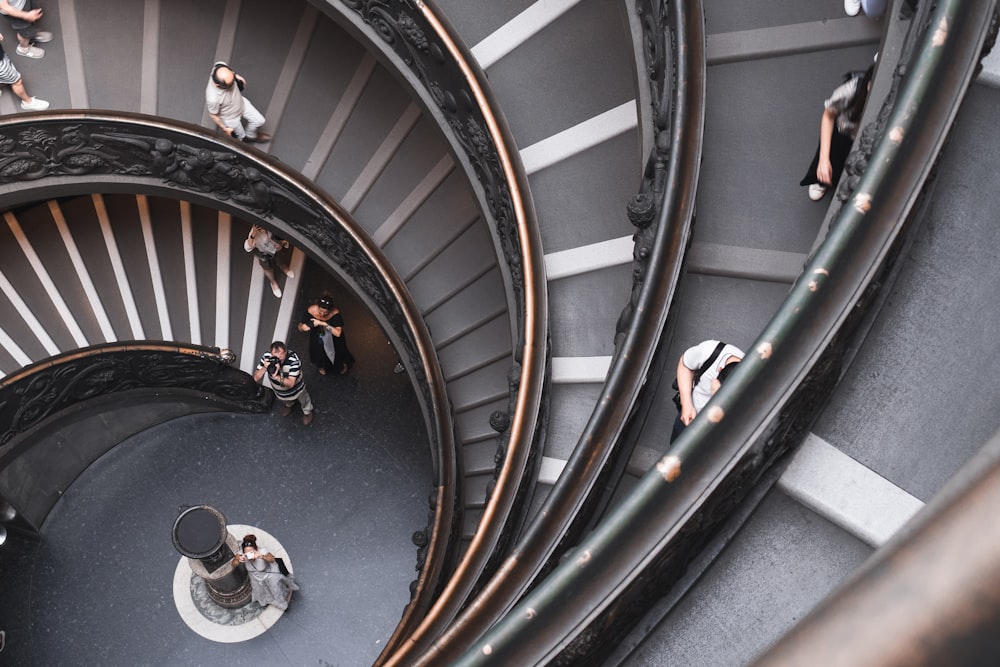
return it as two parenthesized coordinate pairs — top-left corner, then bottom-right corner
(314, 64), (414, 201)
(78, 0), (145, 111)
(158, 0), (229, 124)
(268, 18), (368, 170)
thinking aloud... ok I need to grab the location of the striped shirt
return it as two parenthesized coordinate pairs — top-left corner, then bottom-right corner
(825, 75), (865, 139)
(256, 350), (305, 400)
(0, 47), (21, 86)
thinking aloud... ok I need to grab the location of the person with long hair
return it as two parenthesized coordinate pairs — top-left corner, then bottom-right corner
(231, 534), (299, 611)
(800, 63), (874, 201)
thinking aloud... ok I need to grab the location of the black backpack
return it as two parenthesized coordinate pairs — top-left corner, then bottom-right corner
(671, 342), (726, 411)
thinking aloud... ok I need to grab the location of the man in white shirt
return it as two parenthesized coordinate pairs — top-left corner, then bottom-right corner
(671, 339), (744, 442)
(205, 62), (270, 143)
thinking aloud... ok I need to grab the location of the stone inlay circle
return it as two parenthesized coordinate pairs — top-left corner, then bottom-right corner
(172, 524), (293, 643)
(190, 573), (266, 625)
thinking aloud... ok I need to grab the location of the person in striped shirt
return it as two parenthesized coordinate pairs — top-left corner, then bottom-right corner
(253, 341), (315, 426)
(0, 33), (47, 110)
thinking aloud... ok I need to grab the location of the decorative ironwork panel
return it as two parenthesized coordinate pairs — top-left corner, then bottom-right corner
(0, 346), (266, 450)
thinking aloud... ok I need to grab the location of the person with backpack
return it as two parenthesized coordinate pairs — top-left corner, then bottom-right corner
(671, 340), (744, 443)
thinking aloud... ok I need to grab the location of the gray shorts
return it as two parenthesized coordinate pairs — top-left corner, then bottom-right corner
(255, 252), (275, 271)
(4, 0), (38, 36)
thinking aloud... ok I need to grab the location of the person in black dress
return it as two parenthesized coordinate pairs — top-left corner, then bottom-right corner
(298, 294), (355, 375)
(800, 64), (874, 201)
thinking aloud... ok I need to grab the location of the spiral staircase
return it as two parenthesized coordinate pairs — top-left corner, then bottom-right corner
(1, 0), (999, 664)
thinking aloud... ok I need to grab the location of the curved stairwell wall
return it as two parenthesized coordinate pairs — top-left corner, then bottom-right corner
(0, 343), (270, 528)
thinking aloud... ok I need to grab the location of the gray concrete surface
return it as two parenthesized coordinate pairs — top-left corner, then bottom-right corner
(0, 277), (434, 665)
(812, 83), (1000, 501)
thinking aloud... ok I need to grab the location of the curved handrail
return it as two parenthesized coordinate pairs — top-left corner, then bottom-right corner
(0, 342), (265, 526)
(401, 2), (706, 663)
(451, 0), (999, 662)
(0, 111), (458, 651)
(0, 342), (261, 443)
(308, 2), (550, 662)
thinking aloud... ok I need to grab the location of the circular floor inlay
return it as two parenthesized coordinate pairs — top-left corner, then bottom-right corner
(172, 524), (294, 643)
(190, 574), (266, 625)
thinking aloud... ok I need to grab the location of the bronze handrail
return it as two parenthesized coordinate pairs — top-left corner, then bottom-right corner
(451, 0), (999, 662)
(400, 2), (706, 663)
(308, 1), (550, 662)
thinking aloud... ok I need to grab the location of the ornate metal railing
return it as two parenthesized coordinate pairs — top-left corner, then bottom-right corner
(307, 1), (549, 662)
(0, 112), (458, 641)
(451, 0), (1000, 663)
(388, 2), (705, 663)
(0, 343), (264, 527)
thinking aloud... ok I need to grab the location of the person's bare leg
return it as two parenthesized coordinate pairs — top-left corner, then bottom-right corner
(11, 78), (32, 104)
(262, 267), (281, 296)
(16, 33), (29, 50)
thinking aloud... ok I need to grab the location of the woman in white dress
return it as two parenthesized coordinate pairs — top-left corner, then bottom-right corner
(232, 534), (299, 611)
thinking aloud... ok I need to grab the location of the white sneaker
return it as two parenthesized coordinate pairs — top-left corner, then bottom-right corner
(844, 0), (862, 16)
(808, 183), (828, 201)
(284, 268), (295, 279)
(16, 44), (44, 58)
(33, 31), (53, 43)
(21, 97), (49, 111)
(271, 283), (282, 298)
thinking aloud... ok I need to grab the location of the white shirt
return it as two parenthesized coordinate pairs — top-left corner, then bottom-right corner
(205, 77), (246, 120)
(244, 229), (280, 256)
(682, 340), (745, 412)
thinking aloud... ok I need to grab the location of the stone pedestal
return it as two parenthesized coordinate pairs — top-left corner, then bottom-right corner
(172, 505), (251, 608)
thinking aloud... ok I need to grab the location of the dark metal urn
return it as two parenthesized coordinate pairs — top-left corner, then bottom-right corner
(172, 505), (251, 608)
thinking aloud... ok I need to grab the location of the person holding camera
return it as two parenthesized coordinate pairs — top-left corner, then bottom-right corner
(253, 341), (314, 425)
(231, 534), (298, 611)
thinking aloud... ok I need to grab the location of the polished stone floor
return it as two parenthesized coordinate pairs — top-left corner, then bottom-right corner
(0, 281), (434, 666)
